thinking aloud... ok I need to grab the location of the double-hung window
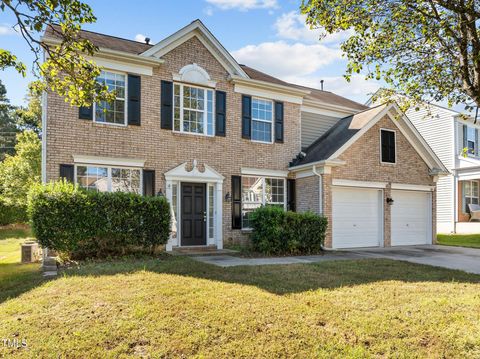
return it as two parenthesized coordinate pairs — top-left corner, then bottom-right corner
(173, 83), (214, 136)
(467, 126), (476, 155)
(251, 98), (273, 143)
(76, 165), (141, 194)
(241, 176), (286, 229)
(95, 71), (127, 125)
(463, 180), (479, 213)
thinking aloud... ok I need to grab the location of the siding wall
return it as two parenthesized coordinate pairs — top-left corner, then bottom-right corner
(301, 111), (341, 149)
(406, 105), (454, 228)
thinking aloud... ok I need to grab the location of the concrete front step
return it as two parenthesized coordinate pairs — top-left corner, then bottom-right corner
(171, 246), (238, 256)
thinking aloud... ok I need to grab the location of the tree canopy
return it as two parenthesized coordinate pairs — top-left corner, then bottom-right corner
(1, 0), (114, 106)
(301, 0), (480, 109)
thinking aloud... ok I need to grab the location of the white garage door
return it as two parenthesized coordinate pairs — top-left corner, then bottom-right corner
(391, 190), (431, 246)
(332, 187), (383, 248)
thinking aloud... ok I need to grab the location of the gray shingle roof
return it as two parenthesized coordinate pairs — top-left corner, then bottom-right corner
(291, 104), (387, 167)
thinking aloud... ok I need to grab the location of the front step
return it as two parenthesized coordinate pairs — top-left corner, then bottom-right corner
(171, 246), (238, 256)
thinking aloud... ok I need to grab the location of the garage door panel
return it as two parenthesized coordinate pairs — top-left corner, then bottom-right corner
(391, 190), (431, 246)
(332, 187), (382, 249)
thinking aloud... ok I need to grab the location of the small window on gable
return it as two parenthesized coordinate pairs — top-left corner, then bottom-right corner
(381, 129), (396, 164)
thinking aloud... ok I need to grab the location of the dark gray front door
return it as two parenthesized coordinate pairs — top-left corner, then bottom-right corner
(181, 183), (206, 246)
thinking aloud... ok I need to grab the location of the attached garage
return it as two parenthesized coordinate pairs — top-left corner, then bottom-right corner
(391, 189), (432, 246)
(332, 186), (383, 249)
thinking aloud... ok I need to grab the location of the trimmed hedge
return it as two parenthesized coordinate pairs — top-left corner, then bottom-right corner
(249, 206), (327, 255)
(28, 180), (171, 259)
(0, 199), (28, 226)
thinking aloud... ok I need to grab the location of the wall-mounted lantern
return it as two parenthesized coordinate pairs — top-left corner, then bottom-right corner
(386, 197), (394, 205)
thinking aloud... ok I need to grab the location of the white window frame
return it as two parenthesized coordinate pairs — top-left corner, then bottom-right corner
(463, 180), (479, 213)
(74, 164), (142, 194)
(93, 69), (128, 127)
(241, 176), (287, 229)
(173, 82), (215, 137)
(251, 97), (274, 144)
(380, 128), (397, 165)
(207, 183), (215, 240)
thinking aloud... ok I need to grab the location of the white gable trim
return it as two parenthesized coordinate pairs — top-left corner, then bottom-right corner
(164, 161), (224, 183)
(241, 168), (288, 177)
(141, 20), (248, 78)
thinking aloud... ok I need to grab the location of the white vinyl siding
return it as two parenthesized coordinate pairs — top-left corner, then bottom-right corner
(301, 111), (341, 148)
(406, 105), (454, 226)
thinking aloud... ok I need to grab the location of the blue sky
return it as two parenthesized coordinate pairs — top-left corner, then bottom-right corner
(0, 0), (383, 107)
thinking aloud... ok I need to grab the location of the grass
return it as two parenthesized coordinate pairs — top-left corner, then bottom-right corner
(0, 227), (44, 304)
(0, 229), (480, 357)
(437, 233), (480, 248)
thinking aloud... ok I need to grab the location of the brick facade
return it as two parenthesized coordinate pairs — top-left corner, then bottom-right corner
(298, 115), (437, 248)
(45, 36), (301, 247)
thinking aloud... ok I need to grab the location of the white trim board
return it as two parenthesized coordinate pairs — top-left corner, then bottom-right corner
(234, 83), (304, 104)
(88, 56), (153, 76)
(390, 183), (435, 191)
(332, 179), (388, 189)
(241, 167), (288, 178)
(73, 155), (146, 168)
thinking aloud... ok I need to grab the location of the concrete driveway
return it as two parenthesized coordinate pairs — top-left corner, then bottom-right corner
(192, 245), (480, 274)
(344, 245), (480, 275)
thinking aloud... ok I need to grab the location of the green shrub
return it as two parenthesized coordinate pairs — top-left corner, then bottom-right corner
(28, 180), (171, 259)
(249, 206), (327, 255)
(0, 198), (28, 225)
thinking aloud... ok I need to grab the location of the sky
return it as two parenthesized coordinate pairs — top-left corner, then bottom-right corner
(1, 0), (384, 107)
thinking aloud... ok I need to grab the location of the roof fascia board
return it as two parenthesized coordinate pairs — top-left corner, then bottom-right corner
(289, 159), (346, 172)
(301, 105), (357, 118)
(232, 76), (310, 98)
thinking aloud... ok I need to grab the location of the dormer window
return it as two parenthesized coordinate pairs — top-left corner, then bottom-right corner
(380, 129), (396, 164)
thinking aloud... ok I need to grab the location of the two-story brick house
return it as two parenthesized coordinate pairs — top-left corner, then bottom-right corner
(42, 20), (447, 250)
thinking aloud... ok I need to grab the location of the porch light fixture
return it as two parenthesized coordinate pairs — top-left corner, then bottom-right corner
(224, 192), (231, 202)
(386, 197), (394, 205)
(157, 189), (164, 197)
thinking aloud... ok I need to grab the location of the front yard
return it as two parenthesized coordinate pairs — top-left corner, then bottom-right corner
(1, 230), (480, 357)
(437, 233), (480, 248)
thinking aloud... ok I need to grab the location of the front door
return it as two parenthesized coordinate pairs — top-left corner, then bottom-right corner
(181, 182), (207, 246)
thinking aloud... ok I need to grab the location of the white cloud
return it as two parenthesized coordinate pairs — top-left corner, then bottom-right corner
(134, 34), (146, 43)
(0, 24), (18, 36)
(204, 7), (214, 16)
(205, 0), (277, 11)
(274, 11), (352, 44)
(232, 41), (341, 77)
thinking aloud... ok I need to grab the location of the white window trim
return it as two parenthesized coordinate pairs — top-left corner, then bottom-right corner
(251, 97), (274, 144)
(241, 176), (287, 229)
(173, 82), (215, 137)
(466, 125), (477, 156)
(74, 163), (143, 194)
(463, 180), (479, 214)
(380, 128), (397, 165)
(93, 69), (128, 127)
(207, 183), (215, 241)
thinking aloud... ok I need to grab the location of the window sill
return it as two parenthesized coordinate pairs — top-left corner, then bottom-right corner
(172, 131), (216, 139)
(241, 229), (253, 234)
(380, 161), (396, 166)
(92, 121), (128, 129)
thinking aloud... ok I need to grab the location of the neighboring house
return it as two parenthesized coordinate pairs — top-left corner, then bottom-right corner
(402, 103), (480, 234)
(41, 20), (447, 251)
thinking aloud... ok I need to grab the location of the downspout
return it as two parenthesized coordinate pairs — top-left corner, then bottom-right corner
(312, 165), (323, 214)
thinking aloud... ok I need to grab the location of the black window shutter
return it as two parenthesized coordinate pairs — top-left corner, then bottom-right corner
(241, 95), (251, 139)
(143, 170), (155, 196)
(215, 90), (226, 137)
(127, 74), (141, 126)
(231, 175), (242, 229)
(79, 106), (92, 120)
(287, 179), (296, 212)
(274, 101), (284, 143)
(161, 80), (173, 130)
(381, 130), (395, 163)
(59, 164), (74, 182)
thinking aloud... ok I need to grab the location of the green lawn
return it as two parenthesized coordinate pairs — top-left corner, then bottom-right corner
(437, 233), (480, 248)
(1, 230), (480, 357)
